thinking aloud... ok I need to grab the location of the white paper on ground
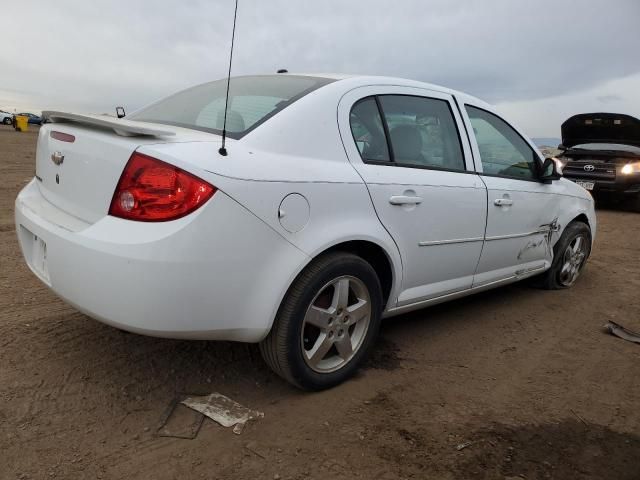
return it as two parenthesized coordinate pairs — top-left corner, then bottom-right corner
(181, 393), (263, 434)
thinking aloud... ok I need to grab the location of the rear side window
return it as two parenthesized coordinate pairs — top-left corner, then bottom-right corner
(466, 106), (539, 180)
(129, 75), (333, 139)
(378, 95), (465, 171)
(350, 98), (390, 162)
(349, 95), (466, 171)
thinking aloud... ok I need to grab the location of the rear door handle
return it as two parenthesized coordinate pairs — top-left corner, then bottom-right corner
(494, 198), (513, 206)
(389, 195), (423, 206)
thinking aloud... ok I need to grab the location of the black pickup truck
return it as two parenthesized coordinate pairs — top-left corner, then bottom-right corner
(557, 113), (640, 202)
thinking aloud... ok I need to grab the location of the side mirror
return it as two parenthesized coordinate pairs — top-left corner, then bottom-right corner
(116, 106), (126, 119)
(540, 157), (562, 183)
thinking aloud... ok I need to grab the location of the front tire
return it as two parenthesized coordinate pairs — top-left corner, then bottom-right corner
(2, 117), (11, 125)
(536, 221), (591, 290)
(260, 252), (382, 390)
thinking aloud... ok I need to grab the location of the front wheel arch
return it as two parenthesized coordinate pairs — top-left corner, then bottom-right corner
(535, 220), (592, 289)
(570, 213), (590, 229)
(555, 213), (592, 258)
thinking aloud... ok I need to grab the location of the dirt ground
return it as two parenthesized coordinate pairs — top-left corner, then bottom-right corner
(1, 127), (639, 480)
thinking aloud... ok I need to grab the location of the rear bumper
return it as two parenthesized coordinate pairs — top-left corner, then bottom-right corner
(15, 179), (308, 341)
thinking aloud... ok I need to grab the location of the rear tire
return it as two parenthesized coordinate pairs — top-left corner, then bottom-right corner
(2, 117), (11, 125)
(259, 252), (382, 390)
(534, 221), (591, 290)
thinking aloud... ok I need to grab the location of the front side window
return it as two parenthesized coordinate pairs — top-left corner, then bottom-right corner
(466, 106), (539, 180)
(129, 75), (333, 139)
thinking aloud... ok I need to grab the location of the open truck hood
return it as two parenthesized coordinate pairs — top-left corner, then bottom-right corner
(561, 113), (640, 149)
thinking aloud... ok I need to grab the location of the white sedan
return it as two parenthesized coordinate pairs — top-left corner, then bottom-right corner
(1, 110), (14, 125)
(15, 74), (596, 390)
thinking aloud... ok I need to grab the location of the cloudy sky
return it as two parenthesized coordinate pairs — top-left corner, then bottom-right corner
(2, 0), (639, 137)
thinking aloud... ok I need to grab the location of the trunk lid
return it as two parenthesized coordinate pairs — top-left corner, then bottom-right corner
(35, 120), (218, 224)
(561, 113), (640, 149)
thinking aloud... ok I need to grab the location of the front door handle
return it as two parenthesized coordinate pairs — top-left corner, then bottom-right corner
(389, 195), (423, 206)
(494, 198), (513, 206)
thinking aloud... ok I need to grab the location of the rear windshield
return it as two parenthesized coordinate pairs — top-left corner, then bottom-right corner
(129, 75), (333, 139)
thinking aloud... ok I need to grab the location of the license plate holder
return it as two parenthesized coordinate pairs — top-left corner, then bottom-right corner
(20, 225), (50, 283)
(574, 180), (595, 191)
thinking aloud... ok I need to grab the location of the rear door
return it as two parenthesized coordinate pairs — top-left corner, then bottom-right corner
(339, 86), (487, 306)
(460, 103), (560, 285)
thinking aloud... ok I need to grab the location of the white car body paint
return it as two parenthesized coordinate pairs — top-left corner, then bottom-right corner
(338, 85), (487, 305)
(15, 75), (596, 341)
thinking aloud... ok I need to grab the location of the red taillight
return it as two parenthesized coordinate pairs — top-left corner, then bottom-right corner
(109, 153), (216, 222)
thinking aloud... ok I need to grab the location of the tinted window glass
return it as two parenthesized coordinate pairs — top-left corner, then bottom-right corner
(129, 75), (333, 138)
(466, 106), (539, 180)
(378, 95), (465, 171)
(350, 97), (390, 162)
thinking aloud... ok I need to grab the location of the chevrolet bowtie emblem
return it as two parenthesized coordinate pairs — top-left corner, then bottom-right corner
(51, 151), (64, 166)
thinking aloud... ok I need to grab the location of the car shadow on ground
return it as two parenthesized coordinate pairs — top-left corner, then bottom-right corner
(42, 279), (537, 398)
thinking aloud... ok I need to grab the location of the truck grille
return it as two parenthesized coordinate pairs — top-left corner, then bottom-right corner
(563, 160), (616, 180)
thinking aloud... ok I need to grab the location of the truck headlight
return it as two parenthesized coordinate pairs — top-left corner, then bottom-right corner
(621, 162), (640, 175)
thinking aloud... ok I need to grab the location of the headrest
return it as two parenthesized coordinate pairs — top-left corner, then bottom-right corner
(389, 125), (422, 162)
(216, 110), (246, 132)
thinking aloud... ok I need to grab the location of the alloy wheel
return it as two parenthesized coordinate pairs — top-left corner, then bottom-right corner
(559, 234), (587, 287)
(301, 275), (371, 373)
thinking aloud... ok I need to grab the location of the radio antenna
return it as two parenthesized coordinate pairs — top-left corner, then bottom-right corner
(218, 0), (239, 156)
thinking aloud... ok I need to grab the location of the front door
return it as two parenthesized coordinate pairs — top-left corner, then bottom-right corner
(339, 87), (487, 305)
(461, 104), (560, 286)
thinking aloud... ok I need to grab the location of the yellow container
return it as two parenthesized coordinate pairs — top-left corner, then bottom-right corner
(15, 115), (29, 132)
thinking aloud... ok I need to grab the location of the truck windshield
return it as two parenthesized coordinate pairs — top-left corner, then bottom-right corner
(129, 75), (334, 139)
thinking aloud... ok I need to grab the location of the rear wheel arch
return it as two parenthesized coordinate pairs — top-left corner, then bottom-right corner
(260, 251), (384, 389)
(319, 240), (395, 309)
(278, 239), (397, 320)
(260, 235), (400, 345)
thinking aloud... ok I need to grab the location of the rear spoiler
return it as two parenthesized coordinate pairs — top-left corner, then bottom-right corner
(42, 111), (175, 138)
